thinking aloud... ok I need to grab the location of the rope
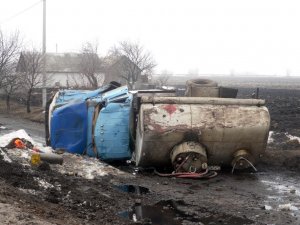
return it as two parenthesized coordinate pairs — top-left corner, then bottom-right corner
(154, 168), (218, 179)
(231, 157), (257, 174)
(0, 0), (42, 25)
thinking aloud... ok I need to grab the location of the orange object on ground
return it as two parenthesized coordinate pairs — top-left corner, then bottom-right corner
(14, 139), (25, 149)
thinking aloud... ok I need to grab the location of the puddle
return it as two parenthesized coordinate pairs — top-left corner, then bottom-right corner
(119, 200), (253, 225)
(261, 179), (300, 197)
(200, 215), (253, 225)
(260, 175), (300, 220)
(115, 184), (150, 194)
(119, 200), (196, 225)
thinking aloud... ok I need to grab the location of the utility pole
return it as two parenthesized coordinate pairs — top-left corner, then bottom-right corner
(42, 0), (47, 107)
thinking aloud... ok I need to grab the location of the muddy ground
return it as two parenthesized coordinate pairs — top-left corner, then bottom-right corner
(0, 87), (300, 225)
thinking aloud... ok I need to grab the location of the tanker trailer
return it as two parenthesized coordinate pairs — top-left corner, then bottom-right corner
(134, 79), (270, 172)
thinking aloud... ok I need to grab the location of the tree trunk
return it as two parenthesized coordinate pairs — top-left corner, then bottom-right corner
(6, 94), (10, 112)
(26, 90), (32, 113)
(128, 81), (133, 90)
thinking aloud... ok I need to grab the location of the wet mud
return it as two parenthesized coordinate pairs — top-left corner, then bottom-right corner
(0, 87), (299, 224)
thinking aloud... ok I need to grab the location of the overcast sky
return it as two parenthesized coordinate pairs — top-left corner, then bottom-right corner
(0, 0), (300, 75)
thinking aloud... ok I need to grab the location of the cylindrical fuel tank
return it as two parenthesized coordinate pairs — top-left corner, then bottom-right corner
(135, 97), (270, 168)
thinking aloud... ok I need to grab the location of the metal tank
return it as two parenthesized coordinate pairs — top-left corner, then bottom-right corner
(135, 79), (270, 171)
(185, 79), (219, 97)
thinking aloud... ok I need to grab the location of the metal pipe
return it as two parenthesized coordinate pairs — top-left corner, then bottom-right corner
(40, 153), (63, 165)
(140, 96), (265, 106)
(42, 0), (47, 107)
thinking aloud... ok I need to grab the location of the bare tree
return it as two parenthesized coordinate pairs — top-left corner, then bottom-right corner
(110, 41), (156, 89)
(2, 63), (21, 111)
(79, 42), (104, 89)
(156, 70), (172, 87)
(18, 50), (43, 113)
(0, 30), (21, 88)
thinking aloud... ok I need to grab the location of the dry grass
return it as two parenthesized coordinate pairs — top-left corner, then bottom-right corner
(0, 100), (45, 123)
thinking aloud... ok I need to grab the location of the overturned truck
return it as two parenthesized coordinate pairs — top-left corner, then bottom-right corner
(46, 79), (270, 173)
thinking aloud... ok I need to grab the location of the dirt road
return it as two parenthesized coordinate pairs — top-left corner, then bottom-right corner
(0, 92), (300, 225)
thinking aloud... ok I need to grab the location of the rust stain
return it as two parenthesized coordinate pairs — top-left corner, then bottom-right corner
(145, 119), (190, 134)
(163, 104), (177, 115)
(146, 123), (164, 133)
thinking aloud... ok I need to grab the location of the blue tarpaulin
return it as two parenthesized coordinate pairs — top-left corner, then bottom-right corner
(50, 100), (88, 154)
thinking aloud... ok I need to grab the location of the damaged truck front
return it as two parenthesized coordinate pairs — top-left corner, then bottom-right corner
(46, 79), (270, 173)
(46, 82), (133, 161)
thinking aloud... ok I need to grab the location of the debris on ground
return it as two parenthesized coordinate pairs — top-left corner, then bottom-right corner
(0, 129), (36, 148)
(0, 129), (134, 224)
(0, 130), (127, 180)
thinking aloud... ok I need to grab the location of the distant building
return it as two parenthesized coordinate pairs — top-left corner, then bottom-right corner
(16, 52), (149, 89)
(16, 52), (104, 88)
(104, 55), (149, 89)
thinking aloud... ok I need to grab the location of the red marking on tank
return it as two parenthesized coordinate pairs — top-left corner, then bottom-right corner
(163, 104), (177, 115)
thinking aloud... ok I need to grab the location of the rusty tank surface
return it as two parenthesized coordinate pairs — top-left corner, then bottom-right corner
(134, 79), (270, 171)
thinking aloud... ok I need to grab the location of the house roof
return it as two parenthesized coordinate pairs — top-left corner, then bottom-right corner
(17, 52), (140, 75)
(45, 53), (82, 73)
(104, 55), (141, 73)
(17, 52), (101, 73)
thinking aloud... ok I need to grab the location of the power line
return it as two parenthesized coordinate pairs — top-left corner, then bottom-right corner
(0, 0), (42, 25)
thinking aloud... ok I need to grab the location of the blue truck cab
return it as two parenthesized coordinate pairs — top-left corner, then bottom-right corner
(47, 84), (133, 161)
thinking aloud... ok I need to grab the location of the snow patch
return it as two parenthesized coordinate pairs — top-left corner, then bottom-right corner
(1, 130), (127, 181)
(0, 129), (35, 147)
(19, 188), (40, 195)
(261, 179), (300, 197)
(77, 157), (108, 179)
(267, 131), (274, 143)
(262, 177), (300, 217)
(264, 205), (272, 210)
(20, 151), (30, 159)
(285, 133), (300, 143)
(40, 146), (54, 154)
(0, 149), (12, 163)
(34, 177), (54, 189)
(56, 154), (126, 180)
(278, 204), (298, 211)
